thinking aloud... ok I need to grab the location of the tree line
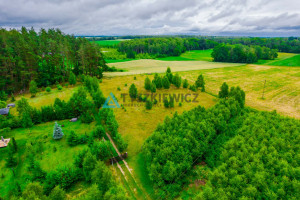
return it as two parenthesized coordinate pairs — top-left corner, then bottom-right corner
(0, 27), (107, 94)
(117, 38), (217, 58)
(212, 43), (278, 63)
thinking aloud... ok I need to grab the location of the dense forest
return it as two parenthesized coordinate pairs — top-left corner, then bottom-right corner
(0, 27), (107, 94)
(212, 44), (278, 63)
(142, 84), (299, 199)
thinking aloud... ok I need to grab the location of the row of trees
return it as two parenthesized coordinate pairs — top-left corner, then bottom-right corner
(142, 83), (246, 198)
(0, 27), (107, 94)
(212, 44), (278, 63)
(117, 38), (217, 58)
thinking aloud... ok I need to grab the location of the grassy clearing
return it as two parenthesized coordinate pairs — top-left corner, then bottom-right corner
(105, 59), (242, 76)
(157, 49), (213, 62)
(178, 64), (300, 119)
(255, 52), (300, 66)
(92, 40), (122, 46)
(0, 120), (96, 197)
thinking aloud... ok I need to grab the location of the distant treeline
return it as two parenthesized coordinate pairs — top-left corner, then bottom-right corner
(117, 38), (217, 57)
(0, 27), (107, 93)
(90, 35), (300, 54)
(212, 44), (278, 63)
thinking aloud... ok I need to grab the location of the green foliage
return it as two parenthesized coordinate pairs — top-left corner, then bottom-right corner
(129, 83), (138, 99)
(29, 80), (38, 97)
(92, 125), (106, 139)
(172, 73), (182, 88)
(0, 91), (8, 101)
(91, 161), (113, 195)
(46, 87), (51, 93)
(144, 77), (151, 90)
(0, 101), (6, 108)
(22, 182), (46, 200)
(92, 89), (106, 109)
(11, 137), (17, 153)
(145, 99), (153, 110)
(162, 76), (170, 89)
(49, 186), (66, 200)
(17, 97), (31, 115)
(67, 131), (79, 146)
(219, 82), (229, 98)
(212, 43), (278, 63)
(6, 148), (17, 167)
(182, 79), (189, 88)
(169, 97), (174, 108)
(197, 111), (300, 200)
(57, 84), (63, 90)
(150, 83), (156, 93)
(143, 98), (243, 197)
(11, 94), (15, 102)
(153, 74), (163, 89)
(53, 122), (64, 140)
(166, 67), (173, 83)
(31, 161), (47, 182)
(83, 151), (97, 182)
(195, 74), (205, 91)
(81, 109), (94, 124)
(69, 72), (77, 85)
(189, 84), (197, 92)
(163, 98), (169, 108)
(126, 50), (136, 59)
(21, 111), (33, 128)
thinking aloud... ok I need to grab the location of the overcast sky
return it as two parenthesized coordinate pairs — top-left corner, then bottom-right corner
(0, 0), (299, 36)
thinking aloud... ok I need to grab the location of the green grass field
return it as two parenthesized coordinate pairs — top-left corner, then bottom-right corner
(157, 49), (213, 61)
(0, 120), (96, 197)
(92, 40), (122, 46)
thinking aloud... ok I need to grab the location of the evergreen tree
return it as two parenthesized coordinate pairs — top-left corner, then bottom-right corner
(67, 131), (78, 146)
(164, 99), (169, 108)
(0, 91), (8, 101)
(21, 112), (33, 128)
(49, 186), (66, 200)
(145, 99), (153, 110)
(166, 67), (173, 83)
(144, 77), (151, 90)
(154, 74), (163, 89)
(183, 79), (189, 88)
(83, 151), (97, 182)
(92, 89), (106, 109)
(11, 137), (17, 153)
(32, 161), (47, 182)
(172, 73), (182, 88)
(129, 84), (138, 99)
(69, 72), (77, 85)
(219, 82), (229, 98)
(195, 74), (205, 90)
(162, 76), (170, 89)
(29, 80), (38, 97)
(6, 149), (17, 167)
(53, 122), (64, 140)
(150, 83), (156, 93)
(169, 97), (174, 108)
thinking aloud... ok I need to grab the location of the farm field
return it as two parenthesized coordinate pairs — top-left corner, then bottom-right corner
(105, 59), (243, 76)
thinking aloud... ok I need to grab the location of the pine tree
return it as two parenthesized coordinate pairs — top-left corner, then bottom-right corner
(172, 73), (182, 88)
(154, 74), (163, 89)
(144, 77), (151, 90)
(21, 112), (33, 128)
(219, 82), (229, 98)
(129, 84), (138, 99)
(166, 67), (173, 83)
(53, 122), (64, 140)
(69, 72), (77, 85)
(162, 76), (170, 89)
(183, 79), (189, 88)
(195, 74), (205, 90)
(83, 151), (97, 182)
(67, 131), (78, 146)
(169, 97), (175, 108)
(49, 186), (66, 200)
(145, 99), (153, 110)
(29, 80), (38, 97)
(150, 83), (156, 93)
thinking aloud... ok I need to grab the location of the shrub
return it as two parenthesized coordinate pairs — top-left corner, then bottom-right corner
(145, 99), (153, 110)
(129, 84), (138, 99)
(183, 79), (189, 88)
(29, 80), (38, 97)
(163, 99), (169, 108)
(57, 84), (63, 90)
(46, 87), (51, 92)
(150, 83), (156, 93)
(144, 77), (151, 90)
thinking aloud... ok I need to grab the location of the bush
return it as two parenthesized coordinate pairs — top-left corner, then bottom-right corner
(46, 87), (51, 92)
(145, 99), (153, 110)
(183, 79), (189, 88)
(129, 84), (138, 99)
(150, 83), (156, 93)
(57, 84), (63, 90)
(163, 99), (169, 108)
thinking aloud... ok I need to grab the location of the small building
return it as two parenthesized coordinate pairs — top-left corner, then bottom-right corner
(7, 103), (15, 108)
(70, 118), (78, 122)
(0, 136), (10, 148)
(0, 108), (9, 116)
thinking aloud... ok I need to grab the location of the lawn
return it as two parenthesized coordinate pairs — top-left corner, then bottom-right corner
(157, 49), (213, 62)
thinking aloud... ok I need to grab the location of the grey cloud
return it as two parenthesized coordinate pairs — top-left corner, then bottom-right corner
(0, 0), (299, 36)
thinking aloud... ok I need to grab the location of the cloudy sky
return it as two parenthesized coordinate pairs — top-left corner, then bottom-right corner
(0, 0), (299, 36)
